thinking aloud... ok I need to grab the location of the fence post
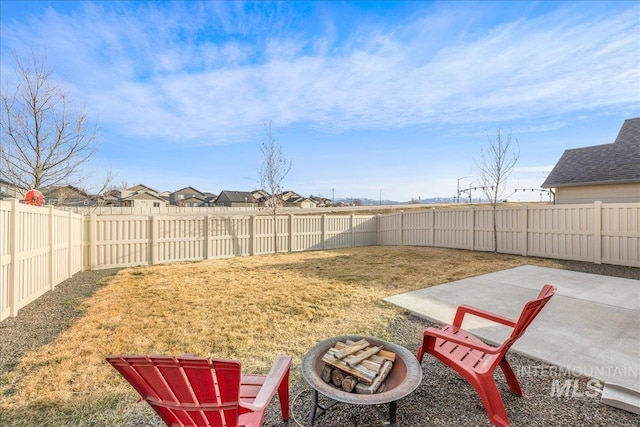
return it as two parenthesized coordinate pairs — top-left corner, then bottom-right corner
(594, 201), (602, 264)
(431, 208), (436, 247)
(150, 215), (158, 265)
(250, 215), (256, 256)
(89, 214), (97, 270)
(521, 204), (528, 257)
(322, 214), (327, 249)
(9, 199), (19, 317)
(204, 215), (210, 260)
(49, 205), (55, 290)
(288, 214), (294, 252)
(68, 210), (73, 277)
(400, 211), (404, 246)
(351, 215), (355, 247)
(469, 206), (475, 251)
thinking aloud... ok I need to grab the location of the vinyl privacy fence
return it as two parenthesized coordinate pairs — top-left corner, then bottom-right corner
(1, 200), (638, 320)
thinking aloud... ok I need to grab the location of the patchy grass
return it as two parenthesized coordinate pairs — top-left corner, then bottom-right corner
(0, 246), (570, 425)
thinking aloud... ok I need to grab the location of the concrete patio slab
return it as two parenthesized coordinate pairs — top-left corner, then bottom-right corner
(383, 265), (640, 413)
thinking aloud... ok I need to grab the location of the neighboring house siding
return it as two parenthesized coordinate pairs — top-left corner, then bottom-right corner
(556, 183), (640, 204)
(543, 117), (640, 204)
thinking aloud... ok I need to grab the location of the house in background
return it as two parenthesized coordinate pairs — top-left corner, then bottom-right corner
(282, 191), (316, 208)
(310, 195), (332, 207)
(120, 184), (166, 208)
(542, 117), (640, 204)
(170, 187), (204, 206)
(121, 184), (159, 199)
(0, 178), (26, 200)
(121, 191), (166, 208)
(41, 185), (93, 206)
(216, 190), (257, 207)
(203, 192), (218, 206)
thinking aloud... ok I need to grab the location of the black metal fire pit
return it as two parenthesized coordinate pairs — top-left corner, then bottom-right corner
(301, 335), (423, 426)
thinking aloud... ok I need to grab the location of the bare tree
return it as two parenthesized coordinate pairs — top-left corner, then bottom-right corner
(475, 127), (520, 252)
(1, 51), (98, 190)
(258, 122), (291, 254)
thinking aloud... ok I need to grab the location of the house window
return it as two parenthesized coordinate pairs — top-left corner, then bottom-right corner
(154, 202), (160, 207)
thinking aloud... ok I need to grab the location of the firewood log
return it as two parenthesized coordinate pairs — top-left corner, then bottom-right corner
(331, 368), (345, 387)
(321, 365), (333, 383)
(341, 376), (358, 393)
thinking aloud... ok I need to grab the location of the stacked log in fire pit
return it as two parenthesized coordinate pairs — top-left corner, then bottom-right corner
(320, 338), (396, 394)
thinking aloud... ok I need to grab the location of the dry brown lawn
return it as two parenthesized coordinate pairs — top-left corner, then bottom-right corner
(0, 246), (577, 425)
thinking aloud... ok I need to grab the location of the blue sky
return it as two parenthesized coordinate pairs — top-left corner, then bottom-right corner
(1, 1), (638, 202)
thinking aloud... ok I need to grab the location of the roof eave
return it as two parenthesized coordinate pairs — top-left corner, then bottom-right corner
(542, 178), (640, 188)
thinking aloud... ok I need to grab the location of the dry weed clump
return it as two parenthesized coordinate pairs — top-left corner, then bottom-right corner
(0, 246), (563, 425)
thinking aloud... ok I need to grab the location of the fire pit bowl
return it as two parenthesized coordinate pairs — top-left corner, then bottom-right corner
(302, 335), (423, 406)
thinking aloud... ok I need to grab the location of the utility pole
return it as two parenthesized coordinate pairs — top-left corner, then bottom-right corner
(457, 176), (472, 203)
(332, 188), (335, 206)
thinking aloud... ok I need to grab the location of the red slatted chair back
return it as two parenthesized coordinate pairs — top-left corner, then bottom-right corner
(499, 284), (556, 354)
(107, 355), (242, 427)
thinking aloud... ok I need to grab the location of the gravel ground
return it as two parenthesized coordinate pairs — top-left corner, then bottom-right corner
(1, 261), (638, 426)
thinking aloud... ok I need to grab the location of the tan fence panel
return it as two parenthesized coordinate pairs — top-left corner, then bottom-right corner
(378, 212), (402, 245)
(601, 203), (640, 267)
(1, 201), (83, 321)
(211, 216), (252, 258)
(353, 215), (377, 246)
(1, 201), (13, 319)
(402, 210), (434, 246)
(291, 215), (323, 252)
(495, 207), (524, 254)
(324, 215), (351, 249)
(90, 215), (151, 269)
(156, 216), (207, 263)
(435, 208), (473, 249)
(526, 205), (594, 262)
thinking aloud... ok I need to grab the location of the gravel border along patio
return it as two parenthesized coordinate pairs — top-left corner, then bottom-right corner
(1, 261), (638, 426)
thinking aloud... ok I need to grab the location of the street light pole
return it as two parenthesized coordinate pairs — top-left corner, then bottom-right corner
(457, 176), (472, 203)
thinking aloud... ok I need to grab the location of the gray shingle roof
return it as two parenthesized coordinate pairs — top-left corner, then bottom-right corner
(542, 117), (640, 188)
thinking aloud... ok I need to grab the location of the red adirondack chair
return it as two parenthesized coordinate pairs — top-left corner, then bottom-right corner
(106, 354), (292, 427)
(416, 284), (556, 427)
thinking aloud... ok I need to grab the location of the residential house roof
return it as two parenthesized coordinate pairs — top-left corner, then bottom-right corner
(121, 191), (166, 202)
(41, 185), (92, 205)
(124, 184), (159, 194)
(217, 190), (257, 203)
(542, 117), (640, 188)
(172, 186), (204, 196)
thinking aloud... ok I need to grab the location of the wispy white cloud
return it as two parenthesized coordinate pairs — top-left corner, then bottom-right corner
(2, 2), (638, 147)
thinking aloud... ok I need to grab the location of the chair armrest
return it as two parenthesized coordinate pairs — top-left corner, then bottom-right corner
(453, 304), (516, 328)
(240, 355), (292, 412)
(423, 326), (502, 355)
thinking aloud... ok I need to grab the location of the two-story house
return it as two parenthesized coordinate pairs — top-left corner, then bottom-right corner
(216, 190), (257, 207)
(542, 117), (640, 204)
(170, 187), (205, 206)
(120, 184), (167, 208)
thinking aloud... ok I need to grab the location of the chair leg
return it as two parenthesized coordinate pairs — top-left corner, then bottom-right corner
(499, 358), (523, 396)
(277, 368), (290, 420)
(416, 344), (424, 363)
(468, 374), (511, 427)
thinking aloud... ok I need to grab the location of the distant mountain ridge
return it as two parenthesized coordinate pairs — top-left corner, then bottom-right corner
(335, 197), (458, 205)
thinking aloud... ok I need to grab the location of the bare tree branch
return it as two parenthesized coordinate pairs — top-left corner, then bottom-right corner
(1, 51), (98, 190)
(258, 121), (291, 253)
(475, 127), (520, 252)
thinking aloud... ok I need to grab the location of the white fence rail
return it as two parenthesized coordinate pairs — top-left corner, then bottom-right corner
(2, 201), (638, 320)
